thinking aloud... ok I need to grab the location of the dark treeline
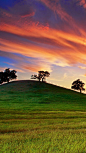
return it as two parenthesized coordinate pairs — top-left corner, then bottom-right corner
(0, 68), (17, 84)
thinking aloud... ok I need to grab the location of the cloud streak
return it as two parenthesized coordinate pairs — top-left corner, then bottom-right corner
(78, 0), (86, 8)
(0, 0), (86, 74)
(0, 23), (86, 67)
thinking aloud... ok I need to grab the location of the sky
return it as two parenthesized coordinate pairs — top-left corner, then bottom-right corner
(0, 0), (86, 90)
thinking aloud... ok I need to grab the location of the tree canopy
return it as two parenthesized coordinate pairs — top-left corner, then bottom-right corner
(71, 79), (85, 93)
(0, 68), (17, 84)
(31, 71), (50, 82)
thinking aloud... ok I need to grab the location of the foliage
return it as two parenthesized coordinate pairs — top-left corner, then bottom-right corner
(31, 71), (50, 82)
(0, 68), (17, 84)
(71, 79), (85, 93)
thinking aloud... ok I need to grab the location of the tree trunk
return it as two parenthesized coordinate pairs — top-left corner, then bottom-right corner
(80, 89), (81, 93)
(39, 78), (40, 82)
(42, 77), (45, 82)
(42, 77), (43, 82)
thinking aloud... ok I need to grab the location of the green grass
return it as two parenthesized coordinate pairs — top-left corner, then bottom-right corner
(0, 80), (86, 153)
(0, 80), (86, 111)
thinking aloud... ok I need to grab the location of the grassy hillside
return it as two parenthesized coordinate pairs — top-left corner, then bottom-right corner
(1, 80), (86, 153)
(0, 80), (86, 111)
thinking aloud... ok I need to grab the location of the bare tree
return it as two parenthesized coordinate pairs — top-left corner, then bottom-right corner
(31, 71), (50, 82)
(71, 79), (85, 93)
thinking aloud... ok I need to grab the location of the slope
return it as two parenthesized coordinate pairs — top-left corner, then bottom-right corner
(0, 80), (86, 111)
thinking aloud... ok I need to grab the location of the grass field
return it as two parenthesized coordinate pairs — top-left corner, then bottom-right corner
(0, 80), (86, 153)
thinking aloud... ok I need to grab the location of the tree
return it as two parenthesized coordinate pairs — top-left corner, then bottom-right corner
(31, 71), (50, 82)
(71, 79), (85, 93)
(0, 68), (17, 84)
(0, 72), (4, 84)
(4, 68), (11, 83)
(10, 70), (17, 80)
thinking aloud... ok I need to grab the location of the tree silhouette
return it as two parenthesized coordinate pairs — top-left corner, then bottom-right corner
(0, 72), (4, 84)
(10, 70), (17, 80)
(71, 79), (85, 93)
(4, 68), (11, 83)
(31, 71), (50, 82)
(0, 68), (17, 84)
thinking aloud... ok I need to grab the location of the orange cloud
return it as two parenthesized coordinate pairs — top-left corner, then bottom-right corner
(22, 63), (51, 72)
(2, 23), (86, 42)
(0, 21), (86, 69)
(78, 66), (86, 69)
(1, 20), (86, 47)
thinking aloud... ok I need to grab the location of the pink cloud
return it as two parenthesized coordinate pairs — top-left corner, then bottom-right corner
(0, 0), (86, 73)
(40, 0), (73, 22)
(79, 0), (86, 8)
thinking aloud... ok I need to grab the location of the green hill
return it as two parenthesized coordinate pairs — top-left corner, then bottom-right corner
(0, 80), (86, 111)
(1, 80), (86, 153)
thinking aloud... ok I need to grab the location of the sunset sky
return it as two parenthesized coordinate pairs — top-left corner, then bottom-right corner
(0, 0), (86, 89)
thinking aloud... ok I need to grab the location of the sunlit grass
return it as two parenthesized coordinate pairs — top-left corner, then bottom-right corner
(0, 80), (86, 152)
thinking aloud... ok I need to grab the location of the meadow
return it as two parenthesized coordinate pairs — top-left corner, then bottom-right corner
(0, 80), (86, 153)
